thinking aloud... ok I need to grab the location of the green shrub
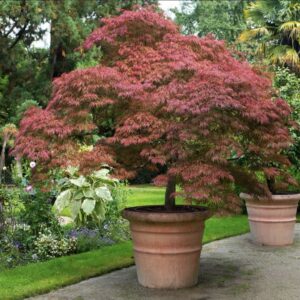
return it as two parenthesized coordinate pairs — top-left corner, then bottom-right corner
(19, 189), (61, 237)
(63, 180), (130, 252)
(54, 166), (130, 237)
(99, 186), (129, 242)
(55, 167), (119, 227)
(273, 67), (300, 170)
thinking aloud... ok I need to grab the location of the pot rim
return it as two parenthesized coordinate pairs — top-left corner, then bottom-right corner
(240, 192), (300, 202)
(122, 205), (213, 223)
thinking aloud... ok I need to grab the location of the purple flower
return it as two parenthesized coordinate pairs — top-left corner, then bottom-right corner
(68, 228), (99, 238)
(13, 241), (22, 249)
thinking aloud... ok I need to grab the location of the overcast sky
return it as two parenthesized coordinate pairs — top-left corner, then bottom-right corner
(32, 0), (182, 48)
(159, 0), (181, 16)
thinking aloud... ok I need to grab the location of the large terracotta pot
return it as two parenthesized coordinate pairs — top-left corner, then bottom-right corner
(122, 206), (212, 289)
(240, 193), (300, 246)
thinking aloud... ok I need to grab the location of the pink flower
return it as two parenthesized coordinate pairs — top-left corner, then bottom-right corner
(25, 185), (33, 192)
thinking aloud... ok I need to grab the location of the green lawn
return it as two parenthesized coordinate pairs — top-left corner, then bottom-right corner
(0, 242), (134, 300)
(126, 185), (168, 206)
(1, 184), (298, 299)
(61, 184), (177, 216)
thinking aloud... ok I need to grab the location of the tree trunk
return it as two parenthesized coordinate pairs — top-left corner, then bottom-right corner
(267, 177), (276, 194)
(0, 136), (8, 184)
(49, 19), (58, 79)
(0, 197), (4, 231)
(15, 156), (23, 179)
(49, 17), (66, 79)
(165, 175), (176, 210)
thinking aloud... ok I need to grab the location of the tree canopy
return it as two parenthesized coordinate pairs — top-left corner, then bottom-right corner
(14, 7), (294, 211)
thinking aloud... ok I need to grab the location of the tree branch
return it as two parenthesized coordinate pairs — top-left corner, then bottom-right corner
(3, 20), (17, 38)
(8, 21), (29, 50)
(8, 0), (29, 50)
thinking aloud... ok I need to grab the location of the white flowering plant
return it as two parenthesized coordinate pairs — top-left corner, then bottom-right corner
(33, 229), (77, 260)
(54, 166), (119, 226)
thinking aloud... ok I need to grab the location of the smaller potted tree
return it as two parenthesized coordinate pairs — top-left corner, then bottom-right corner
(240, 169), (300, 246)
(13, 7), (296, 289)
(238, 69), (300, 246)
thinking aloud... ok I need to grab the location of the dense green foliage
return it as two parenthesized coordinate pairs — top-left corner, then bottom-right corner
(273, 67), (300, 170)
(0, 0), (158, 125)
(239, 0), (300, 74)
(20, 190), (61, 236)
(0, 162), (129, 269)
(173, 0), (248, 42)
(0, 185), (76, 269)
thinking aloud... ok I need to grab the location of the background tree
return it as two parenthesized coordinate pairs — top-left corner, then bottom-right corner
(173, 0), (248, 43)
(14, 7), (294, 212)
(0, 0), (158, 125)
(0, 0), (52, 120)
(238, 0), (300, 74)
(273, 67), (300, 170)
(0, 0), (157, 185)
(48, 0), (158, 79)
(0, 124), (17, 183)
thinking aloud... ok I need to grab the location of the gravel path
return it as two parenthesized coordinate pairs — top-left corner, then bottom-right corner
(30, 224), (300, 300)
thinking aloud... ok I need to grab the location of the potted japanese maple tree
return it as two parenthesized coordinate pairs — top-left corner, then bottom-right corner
(240, 172), (300, 246)
(14, 7), (295, 289)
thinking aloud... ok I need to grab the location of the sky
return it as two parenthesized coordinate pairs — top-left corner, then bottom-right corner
(159, 0), (181, 17)
(32, 0), (182, 48)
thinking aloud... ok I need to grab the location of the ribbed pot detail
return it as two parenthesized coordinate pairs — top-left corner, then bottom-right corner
(240, 193), (300, 246)
(122, 206), (212, 289)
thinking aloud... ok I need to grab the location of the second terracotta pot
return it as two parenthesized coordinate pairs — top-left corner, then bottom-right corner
(240, 192), (300, 246)
(122, 206), (212, 289)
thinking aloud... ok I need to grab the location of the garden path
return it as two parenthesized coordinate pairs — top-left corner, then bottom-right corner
(30, 224), (300, 300)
